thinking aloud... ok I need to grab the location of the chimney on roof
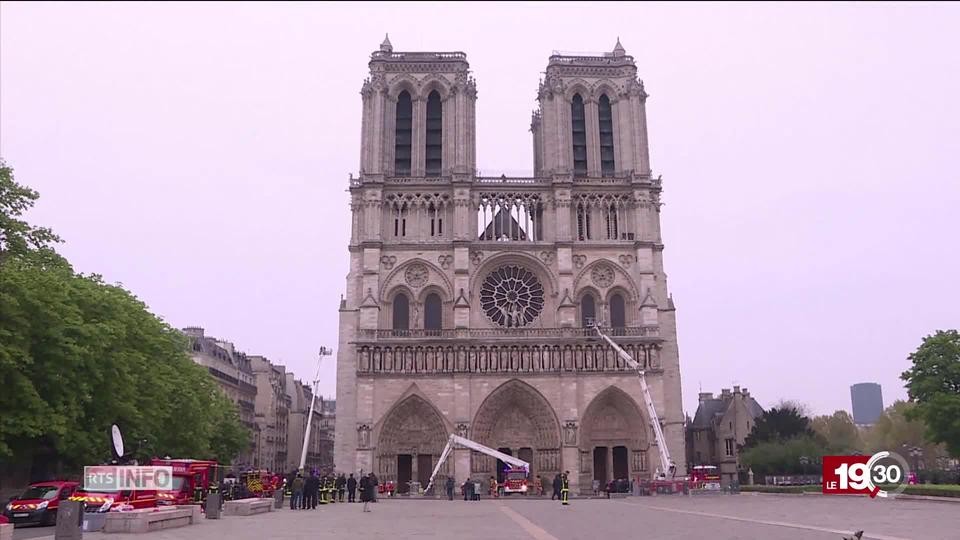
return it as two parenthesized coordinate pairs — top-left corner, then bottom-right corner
(742, 388), (750, 397)
(721, 388), (732, 399)
(183, 327), (204, 338)
(698, 392), (714, 402)
(733, 385), (741, 395)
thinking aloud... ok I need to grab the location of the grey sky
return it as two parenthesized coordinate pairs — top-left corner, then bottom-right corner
(2, 2), (958, 418)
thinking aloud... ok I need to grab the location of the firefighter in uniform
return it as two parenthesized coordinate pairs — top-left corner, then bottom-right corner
(318, 475), (328, 505)
(327, 475), (336, 504)
(561, 471), (570, 506)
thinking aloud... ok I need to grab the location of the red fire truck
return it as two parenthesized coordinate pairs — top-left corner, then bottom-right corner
(502, 468), (530, 495)
(149, 458), (220, 505)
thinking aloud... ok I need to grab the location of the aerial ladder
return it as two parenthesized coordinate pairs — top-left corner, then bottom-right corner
(592, 323), (676, 480)
(424, 434), (530, 494)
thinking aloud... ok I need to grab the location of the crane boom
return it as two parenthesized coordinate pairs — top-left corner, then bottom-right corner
(593, 325), (675, 479)
(424, 434), (530, 493)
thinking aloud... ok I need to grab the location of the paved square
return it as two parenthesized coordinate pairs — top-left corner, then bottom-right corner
(13, 494), (957, 540)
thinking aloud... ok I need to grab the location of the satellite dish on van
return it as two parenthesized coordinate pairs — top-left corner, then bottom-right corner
(111, 424), (125, 459)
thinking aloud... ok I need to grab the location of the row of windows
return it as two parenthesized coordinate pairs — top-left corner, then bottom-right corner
(395, 90), (443, 176)
(571, 93), (616, 177)
(392, 291), (628, 330)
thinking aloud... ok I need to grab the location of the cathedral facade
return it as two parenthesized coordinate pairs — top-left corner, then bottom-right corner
(334, 37), (685, 494)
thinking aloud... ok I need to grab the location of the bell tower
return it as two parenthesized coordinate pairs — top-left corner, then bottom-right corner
(358, 35), (477, 180)
(531, 38), (650, 179)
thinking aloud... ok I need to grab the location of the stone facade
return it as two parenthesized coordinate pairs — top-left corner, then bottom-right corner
(285, 374), (326, 473)
(251, 356), (290, 473)
(686, 386), (764, 487)
(183, 327), (259, 469)
(335, 37), (686, 495)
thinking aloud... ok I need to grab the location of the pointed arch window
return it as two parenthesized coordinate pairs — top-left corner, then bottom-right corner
(395, 91), (413, 175)
(610, 293), (626, 329)
(425, 91), (443, 176)
(424, 293), (442, 332)
(571, 94), (587, 177)
(598, 94), (615, 176)
(577, 202), (592, 241)
(581, 293), (596, 327)
(393, 293), (410, 331)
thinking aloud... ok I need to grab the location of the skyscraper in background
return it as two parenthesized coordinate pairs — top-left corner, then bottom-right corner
(850, 382), (884, 426)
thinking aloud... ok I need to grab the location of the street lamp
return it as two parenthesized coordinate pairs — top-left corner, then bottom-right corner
(299, 347), (333, 471)
(799, 456), (810, 483)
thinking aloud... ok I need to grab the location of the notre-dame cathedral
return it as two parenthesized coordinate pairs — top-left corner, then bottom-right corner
(334, 36), (685, 495)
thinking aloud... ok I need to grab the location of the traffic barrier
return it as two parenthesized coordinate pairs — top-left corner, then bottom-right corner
(102, 507), (197, 534)
(223, 498), (273, 516)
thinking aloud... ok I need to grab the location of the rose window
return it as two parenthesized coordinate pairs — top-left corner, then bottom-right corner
(480, 265), (545, 328)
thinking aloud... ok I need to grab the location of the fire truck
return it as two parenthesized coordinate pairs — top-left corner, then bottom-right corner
(424, 434), (530, 496)
(502, 467), (530, 495)
(149, 458), (220, 505)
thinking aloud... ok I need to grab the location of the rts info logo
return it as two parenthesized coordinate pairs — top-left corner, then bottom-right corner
(822, 451), (910, 499)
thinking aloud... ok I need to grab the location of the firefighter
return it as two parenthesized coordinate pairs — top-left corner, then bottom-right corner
(561, 471), (570, 506)
(318, 475), (328, 505)
(489, 476), (498, 498)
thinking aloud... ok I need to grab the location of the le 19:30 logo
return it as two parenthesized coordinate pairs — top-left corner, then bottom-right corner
(822, 451), (911, 498)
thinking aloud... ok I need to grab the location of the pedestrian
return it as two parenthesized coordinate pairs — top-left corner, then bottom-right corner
(347, 473), (357, 503)
(552, 473), (562, 501)
(360, 473), (374, 512)
(337, 474), (346, 502)
(370, 472), (379, 502)
(534, 476), (542, 497)
(291, 473), (304, 510)
(306, 472), (319, 509)
(561, 471), (570, 506)
(445, 476), (455, 501)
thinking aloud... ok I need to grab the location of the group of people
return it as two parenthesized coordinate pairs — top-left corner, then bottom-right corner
(287, 470), (381, 512)
(550, 472), (571, 504)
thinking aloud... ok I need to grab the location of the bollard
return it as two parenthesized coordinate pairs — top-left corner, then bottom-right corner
(205, 492), (222, 519)
(274, 488), (284, 509)
(55, 499), (83, 540)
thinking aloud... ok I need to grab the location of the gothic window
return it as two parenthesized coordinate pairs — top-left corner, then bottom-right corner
(393, 203), (408, 238)
(581, 293), (596, 327)
(424, 293), (442, 331)
(392, 292), (410, 331)
(395, 91), (413, 175)
(571, 94), (587, 177)
(598, 94), (615, 176)
(604, 204), (619, 240)
(425, 91), (443, 176)
(577, 202), (592, 241)
(610, 293), (626, 329)
(479, 265), (545, 328)
(429, 203), (443, 237)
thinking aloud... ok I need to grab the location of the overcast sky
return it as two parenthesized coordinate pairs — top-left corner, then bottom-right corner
(2, 2), (958, 418)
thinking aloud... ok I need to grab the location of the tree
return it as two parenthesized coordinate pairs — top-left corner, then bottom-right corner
(740, 435), (825, 477)
(901, 330), (960, 457)
(743, 405), (816, 449)
(0, 159), (61, 263)
(863, 401), (952, 474)
(0, 161), (250, 472)
(811, 410), (863, 453)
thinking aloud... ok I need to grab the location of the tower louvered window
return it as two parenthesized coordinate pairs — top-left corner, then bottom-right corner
(571, 94), (587, 177)
(425, 91), (443, 176)
(395, 91), (412, 175)
(598, 94), (615, 176)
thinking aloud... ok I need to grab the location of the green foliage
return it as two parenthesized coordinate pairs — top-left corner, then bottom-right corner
(811, 410), (863, 453)
(739, 435), (827, 477)
(0, 159), (61, 263)
(743, 405), (816, 449)
(0, 160), (249, 469)
(901, 330), (960, 457)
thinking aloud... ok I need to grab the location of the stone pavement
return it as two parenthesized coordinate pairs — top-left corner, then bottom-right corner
(14, 494), (957, 540)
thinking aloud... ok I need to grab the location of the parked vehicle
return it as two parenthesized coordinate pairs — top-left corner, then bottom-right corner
(3, 481), (80, 526)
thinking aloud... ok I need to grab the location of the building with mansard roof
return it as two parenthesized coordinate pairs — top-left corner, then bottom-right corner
(334, 37), (685, 494)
